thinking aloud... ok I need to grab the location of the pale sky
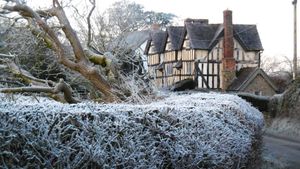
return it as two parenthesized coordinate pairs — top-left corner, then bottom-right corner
(26, 0), (297, 60)
(97, 0), (297, 60)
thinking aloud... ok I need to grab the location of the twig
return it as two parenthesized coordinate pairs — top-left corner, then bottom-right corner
(0, 53), (15, 59)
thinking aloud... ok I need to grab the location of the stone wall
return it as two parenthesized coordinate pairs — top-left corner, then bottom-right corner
(243, 75), (276, 96)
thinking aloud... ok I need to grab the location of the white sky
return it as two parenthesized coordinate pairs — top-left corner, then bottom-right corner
(26, 0), (297, 60)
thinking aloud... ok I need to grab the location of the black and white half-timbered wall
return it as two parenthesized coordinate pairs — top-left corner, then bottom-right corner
(145, 10), (277, 95)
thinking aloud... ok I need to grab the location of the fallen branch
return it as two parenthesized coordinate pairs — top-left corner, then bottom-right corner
(5, 59), (55, 86)
(0, 79), (79, 103)
(3, 1), (121, 102)
(83, 49), (111, 67)
(1, 58), (79, 103)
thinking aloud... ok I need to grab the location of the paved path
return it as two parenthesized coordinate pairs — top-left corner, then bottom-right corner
(263, 133), (300, 169)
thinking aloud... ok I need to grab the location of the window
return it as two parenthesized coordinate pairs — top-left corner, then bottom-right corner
(186, 62), (192, 74)
(235, 48), (240, 61)
(165, 63), (173, 76)
(242, 52), (245, 61)
(159, 54), (164, 63)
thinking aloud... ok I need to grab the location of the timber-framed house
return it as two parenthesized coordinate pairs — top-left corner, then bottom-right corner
(144, 10), (277, 96)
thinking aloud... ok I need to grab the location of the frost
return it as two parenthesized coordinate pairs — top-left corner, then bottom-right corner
(0, 92), (264, 168)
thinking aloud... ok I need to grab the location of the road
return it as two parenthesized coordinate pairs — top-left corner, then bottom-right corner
(263, 133), (300, 169)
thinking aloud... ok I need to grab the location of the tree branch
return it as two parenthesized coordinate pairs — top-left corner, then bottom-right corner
(1, 58), (79, 103)
(83, 49), (110, 66)
(5, 59), (55, 86)
(0, 86), (53, 93)
(87, 0), (96, 48)
(0, 53), (15, 59)
(2, 0), (121, 102)
(52, 0), (87, 63)
(0, 79), (79, 103)
(3, 3), (78, 68)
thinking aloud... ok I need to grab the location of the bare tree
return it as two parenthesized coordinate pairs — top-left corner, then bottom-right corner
(260, 55), (298, 73)
(92, 0), (176, 51)
(0, 0), (122, 102)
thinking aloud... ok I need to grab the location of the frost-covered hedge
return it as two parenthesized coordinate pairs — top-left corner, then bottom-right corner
(0, 93), (264, 168)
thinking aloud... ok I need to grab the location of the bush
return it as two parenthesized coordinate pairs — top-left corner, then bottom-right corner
(0, 93), (264, 168)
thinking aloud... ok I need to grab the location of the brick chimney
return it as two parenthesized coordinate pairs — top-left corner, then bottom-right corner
(221, 10), (236, 90)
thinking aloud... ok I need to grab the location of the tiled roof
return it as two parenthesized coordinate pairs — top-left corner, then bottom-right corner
(233, 25), (263, 51)
(148, 30), (168, 54)
(144, 22), (263, 54)
(228, 67), (257, 90)
(109, 30), (150, 51)
(167, 26), (185, 50)
(185, 23), (220, 50)
(227, 67), (277, 91)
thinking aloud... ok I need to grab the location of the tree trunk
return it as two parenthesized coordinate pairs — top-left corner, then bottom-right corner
(76, 65), (118, 102)
(2, 1), (121, 102)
